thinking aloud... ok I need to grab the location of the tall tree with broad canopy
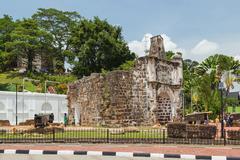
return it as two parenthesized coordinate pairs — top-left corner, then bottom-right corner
(5, 19), (52, 72)
(32, 8), (81, 73)
(0, 15), (16, 71)
(68, 17), (136, 77)
(191, 54), (240, 118)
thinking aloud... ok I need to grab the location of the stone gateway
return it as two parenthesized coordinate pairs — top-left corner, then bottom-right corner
(67, 35), (183, 127)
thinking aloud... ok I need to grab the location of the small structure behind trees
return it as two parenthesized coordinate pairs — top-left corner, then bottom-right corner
(184, 111), (212, 124)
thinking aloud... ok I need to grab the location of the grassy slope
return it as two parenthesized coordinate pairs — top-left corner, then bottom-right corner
(227, 106), (240, 113)
(0, 71), (35, 92)
(0, 71), (77, 92)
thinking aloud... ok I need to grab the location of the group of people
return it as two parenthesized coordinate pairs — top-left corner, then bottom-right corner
(64, 113), (76, 127)
(224, 114), (234, 127)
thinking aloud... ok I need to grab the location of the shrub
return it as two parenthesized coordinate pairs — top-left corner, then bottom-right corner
(227, 130), (240, 140)
(198, 125), (217, 139)
(167, 123), (217, 139)
(167, 122), (186, 138)
(186, 124), (217, 139)
(186, 124), (199, 138)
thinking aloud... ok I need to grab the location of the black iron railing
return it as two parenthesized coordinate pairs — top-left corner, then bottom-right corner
(0, 128), (239, 145)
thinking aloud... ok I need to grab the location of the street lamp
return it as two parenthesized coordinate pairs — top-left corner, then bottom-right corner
(22, 77), (40, 121)
(180, 89), (185, 120)
(44, 80), (60, 113)
(218, 81), (225, 138)
(15, 83), (18, 125)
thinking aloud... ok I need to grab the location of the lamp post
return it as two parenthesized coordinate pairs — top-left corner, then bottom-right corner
(15, 83), (18, 125)
(44, 80), (60, 113)
(180, 89), (185, 120)
(22, 77), (40, 121)
(218, 81), (224, 138)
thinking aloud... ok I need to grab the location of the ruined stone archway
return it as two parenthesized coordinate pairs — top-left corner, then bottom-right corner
(154, 92), (172, 124)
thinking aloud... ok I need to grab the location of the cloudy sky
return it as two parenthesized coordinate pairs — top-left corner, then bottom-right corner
(1, 0), (240, 62)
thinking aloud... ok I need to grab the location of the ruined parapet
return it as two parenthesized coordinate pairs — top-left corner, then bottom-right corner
(149, 35), (165, 59)
(67, 34), (184, 127)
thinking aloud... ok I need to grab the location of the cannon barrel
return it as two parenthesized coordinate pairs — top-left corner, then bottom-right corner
(34, 113), (54, 128)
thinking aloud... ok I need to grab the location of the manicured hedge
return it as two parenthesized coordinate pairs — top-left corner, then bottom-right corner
(196, 125), (217, 139)
(167, 122), (186, 138)
(167, 122), (217, 139)
(227, 130), (240, 140)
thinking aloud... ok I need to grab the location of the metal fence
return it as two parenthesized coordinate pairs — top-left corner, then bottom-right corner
(0, 128), (239, 145)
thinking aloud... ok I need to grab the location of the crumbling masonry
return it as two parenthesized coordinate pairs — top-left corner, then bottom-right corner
(67, 35), (183, 127)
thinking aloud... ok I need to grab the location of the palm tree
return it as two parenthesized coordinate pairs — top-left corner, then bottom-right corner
(194, 54), (240, 117)
(223, 71), (235, 96)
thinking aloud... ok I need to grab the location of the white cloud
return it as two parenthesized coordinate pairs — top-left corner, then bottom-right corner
(128, 33), (184, 57)
(128, 33), (152, 57)
(128, 34), (239, 62)
(161, 34), (185, 53)
(234, 55), (240, 61)
(190, 39), (219, 55)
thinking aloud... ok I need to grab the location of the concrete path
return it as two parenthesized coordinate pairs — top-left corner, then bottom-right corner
(0, 144), (239, 157)
(0, 155), (180, 160)
(0, 144), (240, 160)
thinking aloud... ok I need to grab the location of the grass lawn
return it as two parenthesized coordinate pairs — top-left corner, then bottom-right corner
(0, 71), (35, 92)
(0, 129), (164, 139)
(0, 71), (77, 93)
(227, 106), (240, 113)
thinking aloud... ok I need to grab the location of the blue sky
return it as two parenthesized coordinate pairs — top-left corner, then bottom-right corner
(1, 0), (240, 61)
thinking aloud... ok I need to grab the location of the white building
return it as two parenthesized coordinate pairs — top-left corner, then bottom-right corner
(0, 91), (67, 125)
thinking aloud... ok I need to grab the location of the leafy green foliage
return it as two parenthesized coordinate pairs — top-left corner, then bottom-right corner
(117, 60), (135, 71)
(68, 17), (136, 77)
(184, 54), (240, 119)
(0, 15), (17, 71)
(0, 15), (15, 51)
(32, 8), (81, 73)
(165, 51), (175, 60)
(5, 19), (52, 72)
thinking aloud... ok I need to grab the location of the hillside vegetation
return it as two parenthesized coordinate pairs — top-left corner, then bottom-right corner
(0, 71), (77, 93)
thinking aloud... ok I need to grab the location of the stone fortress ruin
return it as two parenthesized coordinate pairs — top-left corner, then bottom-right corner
(67, 35), (183, 127)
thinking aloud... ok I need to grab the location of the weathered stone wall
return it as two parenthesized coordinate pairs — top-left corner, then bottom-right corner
(68, 71), (133, 127)
(67, 35), (183, 127)
(101, 71), (133, 126)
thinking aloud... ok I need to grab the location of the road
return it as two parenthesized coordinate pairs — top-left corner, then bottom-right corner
(0, 155), (183, 160)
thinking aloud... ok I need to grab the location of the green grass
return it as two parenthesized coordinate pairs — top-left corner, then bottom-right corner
(227, 106), (240, 113)
(0, 71), (36, 92)
(0, 71), (77, 93)
(0, 129), (164, 139)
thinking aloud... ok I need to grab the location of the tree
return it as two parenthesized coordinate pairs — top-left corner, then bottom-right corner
(5, 19), (52, 72)
(32, 8), (81, 73)
(0, 15), (16, 71)
(191, 54), (240, 118)
(223, 71), (235, 96)
(182, 59), (199, 113)
(165, 51), (175, 60)
(117, 60), (135, 71)
(68, 17), (136, 77)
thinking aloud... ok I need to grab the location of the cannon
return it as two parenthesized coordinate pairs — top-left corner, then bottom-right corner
(34, 113), (54, 128)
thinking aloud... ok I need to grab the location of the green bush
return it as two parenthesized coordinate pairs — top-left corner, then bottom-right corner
(198, 125), (217, 139)
(227, 130), (240, 140)
(167, 122), (186, 138)
(186, 124), (216, 139)
(167, 122), (217, 139)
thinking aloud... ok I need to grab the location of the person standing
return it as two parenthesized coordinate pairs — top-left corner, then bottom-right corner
(64, 113), (68, 127)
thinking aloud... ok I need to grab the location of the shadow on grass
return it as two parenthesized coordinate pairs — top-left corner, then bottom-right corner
(0, 83), (15, 92)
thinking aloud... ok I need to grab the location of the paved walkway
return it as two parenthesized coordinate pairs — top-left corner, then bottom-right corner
(0, 155), (181, 160)
(0, 144), (239, 157)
